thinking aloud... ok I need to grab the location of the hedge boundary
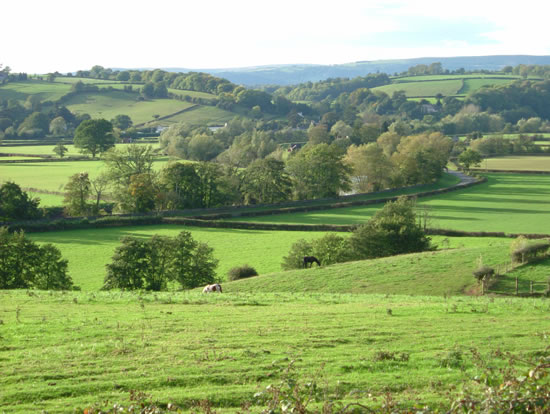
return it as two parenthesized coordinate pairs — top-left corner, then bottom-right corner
(3, 172), (491, 234)
(6, 214), (550, 241)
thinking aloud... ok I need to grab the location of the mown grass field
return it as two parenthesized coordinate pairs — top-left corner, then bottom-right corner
(233, 173), (550, 235)
(477, 155), (550, 171)
(28, 225), (332, 291)
(63, 91), (196, 124)
(167, 88), (218, 101)
(458, 78), (515, 95)
(394, 74), (522, 82)
(0, 155), (171, 196)
(162, 105), (244, 126)
(53, 77), (123, 84)
(1, 290), (548, 413)
(372, 80), (463, 97)
(0, 81), (72, 103)
(0, 142), (159, 157)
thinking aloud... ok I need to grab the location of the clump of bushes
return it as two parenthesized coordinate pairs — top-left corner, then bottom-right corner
(473, 266), (495, 283)
(281, 197), (432, 270)
(227, 264), (258, 281)
(102, 231), (218, 291)
(0, 227), (74, 290)
(511, 241), (550, 264)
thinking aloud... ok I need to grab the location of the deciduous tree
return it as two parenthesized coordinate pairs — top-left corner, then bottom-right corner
(74, 119), (115, 158)
(0, 182), (41, 221)
(286, 143), (352, 199)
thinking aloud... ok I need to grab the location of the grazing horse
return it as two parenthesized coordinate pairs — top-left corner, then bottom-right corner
(303, 256), (321, 268)
(202, 283), (222, 293)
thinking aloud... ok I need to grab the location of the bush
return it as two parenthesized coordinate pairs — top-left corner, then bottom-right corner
(0, 182), (42, 222)
(103, 231), (218, 291)
(349, 196), (432, 260)
(511, 241), (550, 264)
(473, 266), (495, 283)
(227, 264), (258, 281)
(0, 227), (73, 290)
(281, 233), (354, 270)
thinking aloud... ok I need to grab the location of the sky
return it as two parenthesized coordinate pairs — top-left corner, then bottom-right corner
(3, 0), (550, 74)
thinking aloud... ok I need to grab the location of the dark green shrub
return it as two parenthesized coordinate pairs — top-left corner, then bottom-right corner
(0, 227), (72, 290)
(227, 264), (258, 281)
(473, 266), (494, 283)
(511, 241), (550, 263)
(103, 231), (218, 291)
(349, 196), (432, 260)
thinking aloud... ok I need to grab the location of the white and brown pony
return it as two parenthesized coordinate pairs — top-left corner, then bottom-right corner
(202, 283), (223, 293)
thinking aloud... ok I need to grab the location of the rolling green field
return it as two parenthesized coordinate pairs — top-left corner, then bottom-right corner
(1, 290), (548, 413)
(232, 173), (550, 234)
(373, 79), (463, 97)
(63, 91), (196, 124)
(0, 81), (72, 103)
(458, 78), (515, 94)
(0, 156), (171, 196)
(0, 142), (159, 157)
(478, 155), (550, 171)
(379, 74), (521, 98)
(167, 88), (218, 101)
(53, 77), (123, 84)
(28, 225), (331, 290)
(394, 74), (521, 82)
(161, 105), (238, 126)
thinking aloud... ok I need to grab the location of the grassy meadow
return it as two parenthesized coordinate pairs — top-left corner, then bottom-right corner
(28, 225), (332, 290)
(0, 81), (72, 103)
(1, 290), (548, 413)
(161, 105), (239, 126)
(63, 91), (196, 125)
(478, 155), (550, 171)
(232, 173), (550, 234)
(373, 79), (463, 97)
(0, 154), (170, 198)
(0, 142), (160, 157)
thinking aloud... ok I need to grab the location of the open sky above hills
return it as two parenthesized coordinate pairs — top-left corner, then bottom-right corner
(4, 0), (550, 74)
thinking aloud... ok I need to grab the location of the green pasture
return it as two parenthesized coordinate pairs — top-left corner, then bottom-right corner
(63, 91), (195, 124)
(478, 155), (550, 171)
(1, 290), (548, 413)
(458, 78), (515, 95)
(0, 156), (41, 161)
(53, 77), (122, 84)
(0, 155), (170, 195)
(233, 173), (550, 234)
(0, 142), (159, 157)
(228, 236), (514, 296)
(0, 81), (71, 103)
(373, 79), (463, 97)
(27, 222), (517, 294)
(29, 225), (330, 291)
(393, 74), (521, 82)
(167, 88), (218, 101)
(0, 144), (82, 157)
(162, 105), (241, 126)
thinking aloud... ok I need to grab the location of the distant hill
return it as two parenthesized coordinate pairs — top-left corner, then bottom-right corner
(160, 55), (550, 86)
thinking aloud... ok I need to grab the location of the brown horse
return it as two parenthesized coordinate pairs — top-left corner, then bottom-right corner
(303, 256), (321, 268)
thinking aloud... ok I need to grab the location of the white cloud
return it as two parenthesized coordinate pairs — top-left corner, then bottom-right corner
(2, 0), (550, 73)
